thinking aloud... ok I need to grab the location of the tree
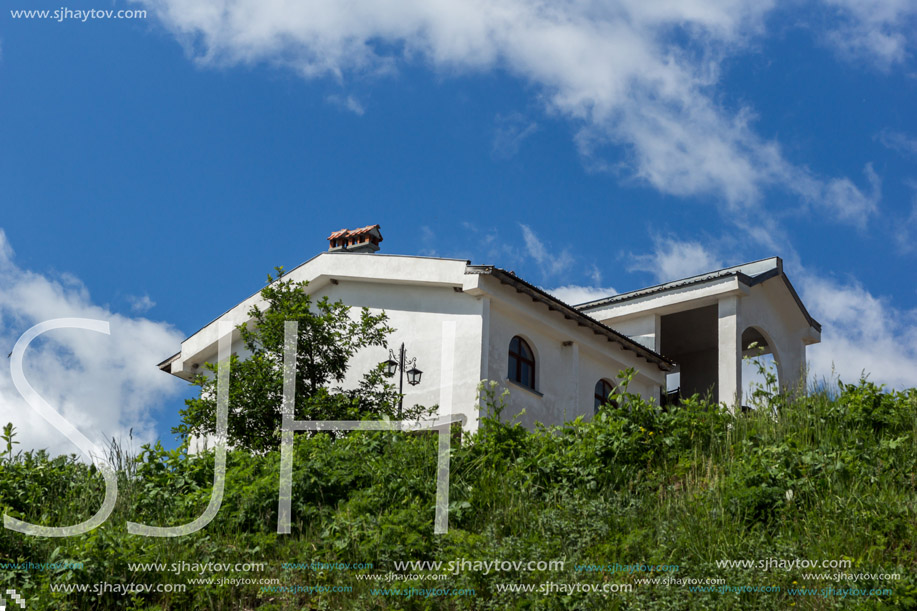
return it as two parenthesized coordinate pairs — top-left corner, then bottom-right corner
(174, 267), (410, 452)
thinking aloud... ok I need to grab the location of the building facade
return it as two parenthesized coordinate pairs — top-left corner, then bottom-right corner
(158, 226), (820, 432)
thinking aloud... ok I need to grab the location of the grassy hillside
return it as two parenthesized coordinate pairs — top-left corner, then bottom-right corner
(1, 375), (915, 610)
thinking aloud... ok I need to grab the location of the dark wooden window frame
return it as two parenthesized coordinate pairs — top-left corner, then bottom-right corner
(594, 379), (616, 413)
(508, 336), (536, 390)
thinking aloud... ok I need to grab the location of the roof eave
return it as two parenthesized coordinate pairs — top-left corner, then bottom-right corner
(576, 256), (783, 310)
(157, 351), (180, 373)
(466, 265), (674, 371)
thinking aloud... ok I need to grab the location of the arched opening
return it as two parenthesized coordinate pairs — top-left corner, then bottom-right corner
(594, 378), (617, 414)
(741, 326), (781, 409)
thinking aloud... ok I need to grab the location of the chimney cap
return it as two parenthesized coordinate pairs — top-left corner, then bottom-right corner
(327, 224), (383, 253)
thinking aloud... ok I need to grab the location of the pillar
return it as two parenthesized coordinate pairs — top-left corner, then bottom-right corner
(717, 296), (742, 410)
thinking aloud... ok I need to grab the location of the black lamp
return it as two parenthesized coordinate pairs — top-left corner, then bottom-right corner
(406, 365), (423, 386)
(380, 342), (423, 417)
(383, 357), (398, 377)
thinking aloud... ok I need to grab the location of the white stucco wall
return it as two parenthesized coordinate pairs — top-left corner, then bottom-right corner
(607, 314), (660, 351)
(309, 280), (486, 431)
(481, 279), (665, 428)
(736, 279), (820, 396)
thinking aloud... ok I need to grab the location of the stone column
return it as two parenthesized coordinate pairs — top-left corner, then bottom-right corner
(778, 335), (805, 397)
(717, 296), (742, 410)
(561, 340), (579, 421)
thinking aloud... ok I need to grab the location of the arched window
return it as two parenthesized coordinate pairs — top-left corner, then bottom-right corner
(594, 379), (616, 414)
(508, 336), (535, 389)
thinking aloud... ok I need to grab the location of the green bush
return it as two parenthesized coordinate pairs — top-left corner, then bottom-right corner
(1, 376), (915, 610)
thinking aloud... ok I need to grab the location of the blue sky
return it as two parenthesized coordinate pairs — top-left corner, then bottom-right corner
(1, 0), (915, 453)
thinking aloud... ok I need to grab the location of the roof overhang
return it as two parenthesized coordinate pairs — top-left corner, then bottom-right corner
(157, 351), (181, 374)
(578, 256), (821, 334)
(464, 266), (674, 372)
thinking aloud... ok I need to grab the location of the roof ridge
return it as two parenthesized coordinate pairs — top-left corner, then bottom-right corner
(576, 257), (781, 310)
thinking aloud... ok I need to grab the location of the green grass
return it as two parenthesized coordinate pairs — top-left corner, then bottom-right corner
(1, 376), (915, 610)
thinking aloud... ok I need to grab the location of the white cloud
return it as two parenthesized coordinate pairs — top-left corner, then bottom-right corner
(520, 223), (573, 277)
(326, 93), (365, 115)
(893, 195), (917, 254)
(492, 112), (538, 160)
(132, 0), (879, 226)
(878, 129), (917, 156)
(127, 294), (156, 314)
(547, 285), (617, 306)
(822, 0), (917, 68)
(441, 221), (505, 264)
(0, 229), (186, 457)
(628, 236), (725, 283)
(800, 271), (917, 391)
(0, 229), (13, 268)
(818, 164), (880, 224)
(418, 225), (438, 257)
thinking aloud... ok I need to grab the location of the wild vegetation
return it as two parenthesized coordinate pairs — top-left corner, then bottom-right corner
(1, 372), (915, 610)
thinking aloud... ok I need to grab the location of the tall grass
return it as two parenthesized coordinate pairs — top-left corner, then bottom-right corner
(1, 374), (915, 610)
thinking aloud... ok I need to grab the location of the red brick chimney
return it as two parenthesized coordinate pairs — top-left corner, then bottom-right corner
(327, 224), (383, 254)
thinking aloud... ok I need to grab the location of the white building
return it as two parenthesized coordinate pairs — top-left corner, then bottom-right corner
(158, 225), (820, 432)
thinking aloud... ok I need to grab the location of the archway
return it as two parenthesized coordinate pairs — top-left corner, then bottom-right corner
(741, 326), (781, 409)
